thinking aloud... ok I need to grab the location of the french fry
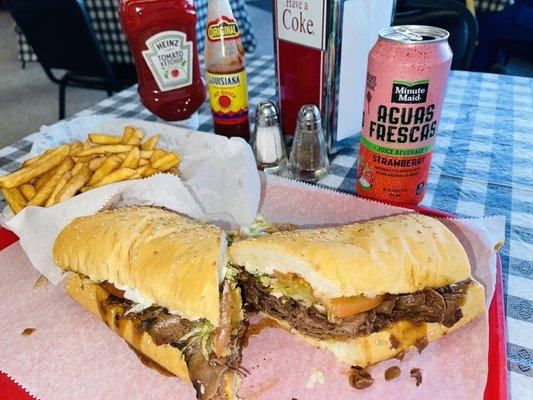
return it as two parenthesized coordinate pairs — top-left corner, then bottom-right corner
(45, 171), (72, 207)
(88, 157), (106, 171)
(21, 149), (54, 168)
(34, 165), (59, 191)
(121, 147), (140, 169)
(92, 168), (136, 188)
(0, 144), (69, 189)
(125, 128), (144, 145)
(29, 157), (74, 206)
(140, 150), (154, 159)
(88, 134), (123, 145)
(75, 144), (133, 157)
(135, 165), (149, 176)
(152, 152), (180, 171)
(142, 167), (158, 178)
(83, 139), (92, 150)
(87, 155), (122, 186)
(69, 141), (83, 155)
(141, 135), (160, 151)
(150, 148), (166, 162)
(19, 183), (37, 201)
(71, 162), (86, 176)
(55, 165), (92, 203)
(122, 126), (135, 144)
(139, 158), (149, 166)
(167, 166), (179, 176)
(2, 187), (26, 214)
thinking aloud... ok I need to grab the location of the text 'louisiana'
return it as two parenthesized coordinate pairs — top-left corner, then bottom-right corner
(207, 75), (241, 86)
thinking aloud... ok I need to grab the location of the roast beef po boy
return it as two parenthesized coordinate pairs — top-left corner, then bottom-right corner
(53, 207), (245, 400)
(229, 214), (485, 367)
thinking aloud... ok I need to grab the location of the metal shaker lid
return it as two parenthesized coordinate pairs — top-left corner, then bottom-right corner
(296, 104), (322, 131)
(255, 101), (279, 127)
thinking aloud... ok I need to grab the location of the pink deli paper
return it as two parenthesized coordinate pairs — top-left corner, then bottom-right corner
(0, 175), (501, 400)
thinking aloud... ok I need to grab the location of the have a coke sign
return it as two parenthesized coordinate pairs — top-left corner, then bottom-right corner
(274, 0), (327, 135)
(277, 0), (325, 49)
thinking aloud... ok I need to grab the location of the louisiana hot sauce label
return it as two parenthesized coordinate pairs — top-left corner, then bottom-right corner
(205, 14), (248, 126)
(356, 74), (440, 204)
(206, 70), (249, 125)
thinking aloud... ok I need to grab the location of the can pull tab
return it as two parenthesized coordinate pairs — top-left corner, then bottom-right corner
(393, 26), (424, 41)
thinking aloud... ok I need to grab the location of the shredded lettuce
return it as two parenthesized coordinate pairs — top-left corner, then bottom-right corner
(225, 264), (241, 280)
(230, 283), (244, 326)
(228, 215), (294, 243)
(259, 274), (330, 316)
(270, 279), (317, 308)
(176, 321), (215, 360)
(255, 274), (272, 287)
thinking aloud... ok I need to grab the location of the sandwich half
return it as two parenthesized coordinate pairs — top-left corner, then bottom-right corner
(53, 206), (244, 400)
(229, 214), (485, 368)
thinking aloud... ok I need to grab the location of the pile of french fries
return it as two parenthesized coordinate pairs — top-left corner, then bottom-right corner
(0, 126), (180, 214)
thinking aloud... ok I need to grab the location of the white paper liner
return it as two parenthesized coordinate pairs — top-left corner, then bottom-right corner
(0, 115), (260, 284)
(0, 174), (507, 400)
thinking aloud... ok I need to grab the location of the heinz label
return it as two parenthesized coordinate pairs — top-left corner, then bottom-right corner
(356, 27), (452, 205)
(142, 31), (193, 92)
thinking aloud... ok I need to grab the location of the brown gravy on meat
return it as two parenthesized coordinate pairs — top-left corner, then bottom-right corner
(127, 344), (174, 377)
(243, 318), (281, 347)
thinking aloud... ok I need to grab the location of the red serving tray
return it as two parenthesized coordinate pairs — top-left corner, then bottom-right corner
(0, 205), (508, 399)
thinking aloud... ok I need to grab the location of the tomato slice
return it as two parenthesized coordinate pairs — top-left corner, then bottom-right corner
(272, 271), (385, 318)
(213, 281), (232, 358)
(327, 294), (385, 318)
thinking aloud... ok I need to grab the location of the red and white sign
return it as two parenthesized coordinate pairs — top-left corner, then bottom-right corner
(276, 0), (326, 50)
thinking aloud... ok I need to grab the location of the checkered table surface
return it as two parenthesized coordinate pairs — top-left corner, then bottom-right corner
(0, 54), (532, 398)
(16, 0), (256, 66)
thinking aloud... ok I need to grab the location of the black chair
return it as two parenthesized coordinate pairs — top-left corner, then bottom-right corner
(5, 0), (134, 119)
(394, 0), (478, 70)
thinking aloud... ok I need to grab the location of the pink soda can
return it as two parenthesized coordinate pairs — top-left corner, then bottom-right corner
(356, 25), (453, 205)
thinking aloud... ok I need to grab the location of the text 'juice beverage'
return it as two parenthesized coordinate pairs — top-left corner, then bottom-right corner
(355, 25), (453, 205)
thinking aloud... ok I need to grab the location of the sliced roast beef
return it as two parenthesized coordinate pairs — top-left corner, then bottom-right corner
(99, 284), (245, 400)
(238, 270), (471, 340)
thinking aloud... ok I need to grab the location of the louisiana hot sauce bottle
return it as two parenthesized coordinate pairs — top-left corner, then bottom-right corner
(356, 26), (453, 205)
(205, 0), (250, 140)
(119, 0), (206, 125)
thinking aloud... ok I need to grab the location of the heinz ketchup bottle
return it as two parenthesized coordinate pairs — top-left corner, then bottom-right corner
(119, 0), (206, 125)
(205, 0), (250, 140)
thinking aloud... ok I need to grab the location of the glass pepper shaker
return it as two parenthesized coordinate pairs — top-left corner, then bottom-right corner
(250, 101), (287, 174)
(288, 104), (330, 182)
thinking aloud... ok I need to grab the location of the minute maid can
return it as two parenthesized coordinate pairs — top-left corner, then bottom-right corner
(356, 25), (452, 205)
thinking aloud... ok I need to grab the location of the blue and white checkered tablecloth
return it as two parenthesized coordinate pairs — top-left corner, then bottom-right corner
(0, 54), (531, 398)
(16, 0), (256, 66)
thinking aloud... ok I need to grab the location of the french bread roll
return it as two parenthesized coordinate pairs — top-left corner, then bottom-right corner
(229, 213), (472, 299)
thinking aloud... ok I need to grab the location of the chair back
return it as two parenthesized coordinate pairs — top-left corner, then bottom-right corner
(5, 0), (120, 88)
(394, 0), (478, 70)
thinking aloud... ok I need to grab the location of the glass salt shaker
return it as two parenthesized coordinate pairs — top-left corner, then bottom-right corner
(288, 104), (330, 182)
(250, 101), (287, 174)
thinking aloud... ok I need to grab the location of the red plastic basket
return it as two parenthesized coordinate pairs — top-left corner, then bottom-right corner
(0, 204), (508, 399)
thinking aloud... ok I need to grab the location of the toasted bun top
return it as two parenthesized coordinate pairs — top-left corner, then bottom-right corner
(53, 206), (224, 326)
(228, 214), (471, 298)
